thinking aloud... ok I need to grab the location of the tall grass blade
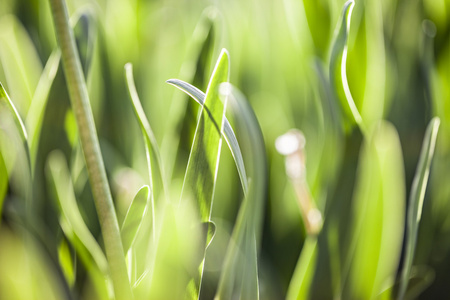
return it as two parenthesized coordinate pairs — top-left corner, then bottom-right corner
(49, 0), (132, 297)
(180, 48), (229, 221)
(0, 82), (32, 201)
(398, 117), (440, 300)
(179, 48), (229, 299)
(26, 50), (61, 169)
(125, 63), (166, 202)
(46, 150), (111, 300)
(329, 0), (365, 133)
(166, 78), (248, 194)
(215, 84), (266, 300)
(343, 122), (405, 299)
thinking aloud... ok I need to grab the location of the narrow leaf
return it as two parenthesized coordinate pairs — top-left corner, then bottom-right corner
(286, 237), (318, 300)
(121, 185), (150, 253)
(166, 78), (248, 194)
(58, 238), (76, 287)
(0, 82), (29, 145)
(125, 63), (166, 203)
(343, 122), (405, 299)
(398, 117), (440, 300)
(329, 0), (365, 133)
(179, 48), (229, 300)
(46, 150), (111, 300)
(180, 48), (229, 221)
(0, 82), (32, 200)
(215, 84), (267, 300)
(26, 50), (61, 169)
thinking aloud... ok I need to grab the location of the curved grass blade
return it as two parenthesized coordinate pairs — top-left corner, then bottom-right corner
(26, 50), (61, 169)
(121, 185), (150, 253)
(125, 63), (166, 202)
(329, 0), (365, 134)
(215, 84), (267, 300)
(180, 48), (229, 299)
(166, 78), (248, 195)
(181, 48), (229, 221)
(398, 117), (440, 300)
(343, 122), (405, 299)
(46, 150), (111, 300)
(0, 82), (31, 200)
(0, 82), (29, 149)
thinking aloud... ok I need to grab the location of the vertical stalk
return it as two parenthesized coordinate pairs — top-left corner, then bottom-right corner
(48, 0), (133, 299)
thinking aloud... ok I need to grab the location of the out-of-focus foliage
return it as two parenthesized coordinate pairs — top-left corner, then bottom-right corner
(0, 0), (449, 298)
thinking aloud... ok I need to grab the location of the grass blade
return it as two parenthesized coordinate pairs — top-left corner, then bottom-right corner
(0, 82), (32, 202)
(46, 150), (111, 300)
(343, 121), (405, 299)
(329, 0), (365, 133)
(215, 84), (267, 300)
(180, 48), (229, 299)
(398, 117), (440, 300)
(26, 50), (61, 169)
(286, 237), (318, 300)
(121, 185), (150, 253)
(166, 78), (248, 194)
(125, 63), (166, 203)
(180, 48), (229, 221)
(49, 0), (132, 297)
(0, 82), (29, 147)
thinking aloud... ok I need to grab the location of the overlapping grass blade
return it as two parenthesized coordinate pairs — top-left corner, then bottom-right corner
(180, 48), (229, 221)
(215, 84), (266, 300)
(398, 117), (440, 300)
(178, 48), (229, 299)
(166, 78), (248, 194)
(46, 150), (110, 300)
(343, 122), (405, 299)
(329, 0), (365, 133)
(121, 185), (150, 253)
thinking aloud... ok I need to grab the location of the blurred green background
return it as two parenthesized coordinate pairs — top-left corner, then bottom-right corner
(0, 0), (449, 299)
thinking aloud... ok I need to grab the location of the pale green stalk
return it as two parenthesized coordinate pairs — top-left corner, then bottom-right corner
(48, 0), (132, 299)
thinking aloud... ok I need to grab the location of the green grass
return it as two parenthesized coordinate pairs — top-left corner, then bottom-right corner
(0, 0), (449, 299)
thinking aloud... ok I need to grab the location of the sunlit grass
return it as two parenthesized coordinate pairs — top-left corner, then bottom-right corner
(0, 0), (449, 299)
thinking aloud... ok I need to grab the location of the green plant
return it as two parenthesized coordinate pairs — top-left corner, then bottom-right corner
(0, 0), (449, 299)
